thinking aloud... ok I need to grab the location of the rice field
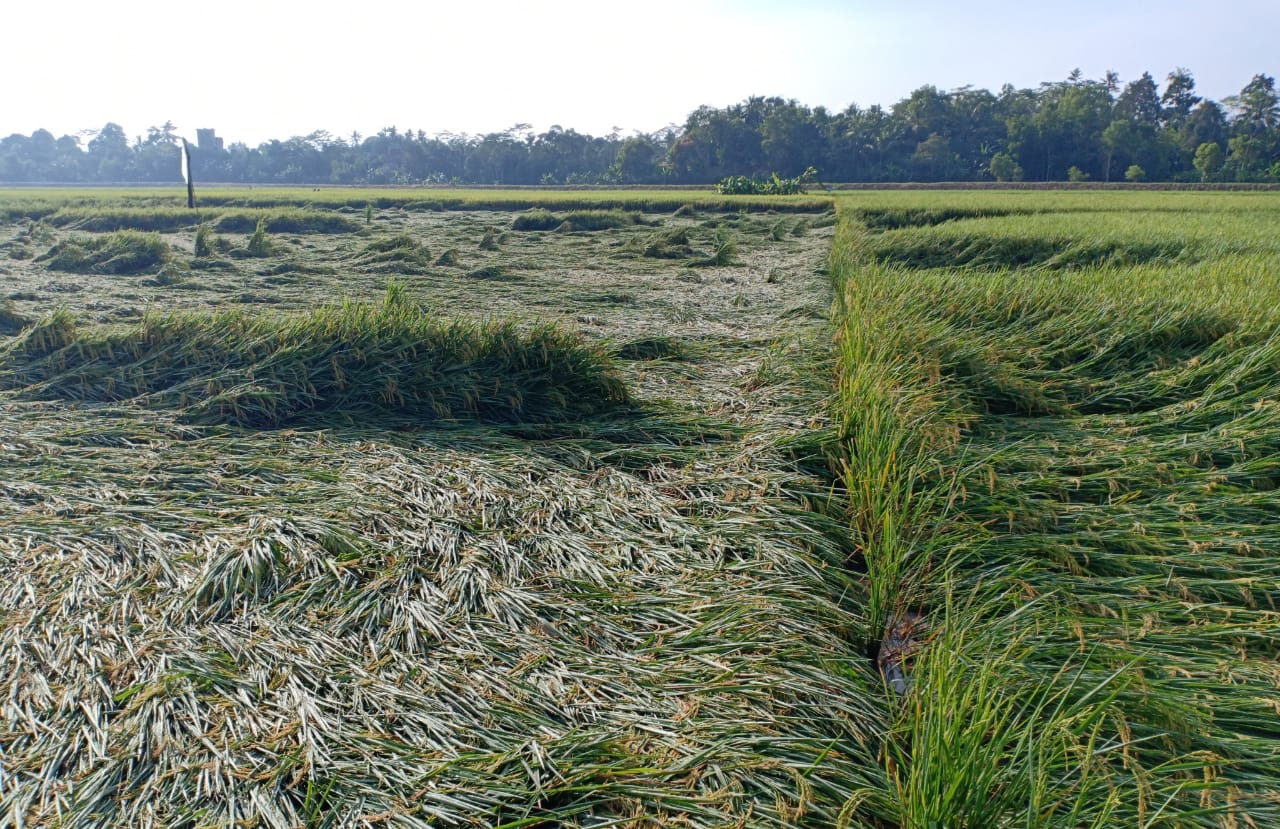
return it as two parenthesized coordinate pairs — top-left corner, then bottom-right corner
(2, 192), (872, 827)
(830, 189), (1280, 827)
(2, 186), (1279, 827)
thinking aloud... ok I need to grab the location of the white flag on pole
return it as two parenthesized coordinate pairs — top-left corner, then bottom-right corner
(179, 138), (191, 185)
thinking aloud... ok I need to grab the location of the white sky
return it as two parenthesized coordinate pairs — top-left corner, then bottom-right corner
(3, 0), (1275, 146)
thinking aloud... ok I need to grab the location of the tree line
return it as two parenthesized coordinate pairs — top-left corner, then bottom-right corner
(2, 69), (1278, 186)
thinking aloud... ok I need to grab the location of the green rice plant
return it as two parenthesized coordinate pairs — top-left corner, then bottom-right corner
(245, 217), (272, 257)
(382, 277), (408, 308)
(0, 199), (61, 223)
(48, 206), (202, 232)
(511, 208), (560, 231)
(690, 233), (737, 267)
(828, 195), (1280, 826)
(854, 206), (1022, 231)
(193, 223), (215, 257)
(355, 233), (432, 271)
(8, 307), (76, 357)
(610, 336), (690, 361)
(854, 207), (1280, 271)
(640, 226), (695, 259)
(37, 229), (172, 274)
(833, 189), (1280, 217)
(213, 209), (359, 234)
(0, 288), (629, 427)
(479, 226), (500, 250)
(830, 257), (957, 638)
(888, 591), (1143, 829)
(558, 210), (643, 232)
(865, 228), (1188, 270)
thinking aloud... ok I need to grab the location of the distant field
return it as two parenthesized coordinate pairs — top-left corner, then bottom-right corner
(2, 187), (1278, 826)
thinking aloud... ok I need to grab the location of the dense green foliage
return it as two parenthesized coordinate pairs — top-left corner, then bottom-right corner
(36, 229), (171, 274)
(3, 70), (1278, 184)
(716, 167), (818, 195)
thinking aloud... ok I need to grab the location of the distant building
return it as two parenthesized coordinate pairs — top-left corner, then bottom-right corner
(196, 128), (224, 152)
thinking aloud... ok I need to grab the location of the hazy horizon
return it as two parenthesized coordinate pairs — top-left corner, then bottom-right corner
(4, 0), (1276, 146)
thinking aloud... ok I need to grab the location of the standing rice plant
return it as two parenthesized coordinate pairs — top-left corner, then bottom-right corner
(689, 232), (738, 268)
(710, 233), (738, 265)
(193, 222), (214, 257)
(889, 590), (1142, 828)
(245, 217), (272, 257)
(830, 220), (962, 642)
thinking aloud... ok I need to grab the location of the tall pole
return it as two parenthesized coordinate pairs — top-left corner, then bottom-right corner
(180, 139), (195, 209)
